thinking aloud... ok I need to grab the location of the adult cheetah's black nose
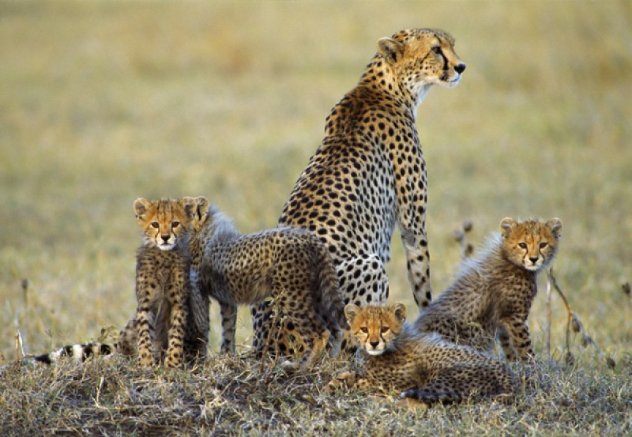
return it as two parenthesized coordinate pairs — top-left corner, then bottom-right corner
(455, 63), (466, 74)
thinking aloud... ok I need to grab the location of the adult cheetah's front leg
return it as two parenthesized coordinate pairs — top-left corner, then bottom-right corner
(396, 141), (433, 309)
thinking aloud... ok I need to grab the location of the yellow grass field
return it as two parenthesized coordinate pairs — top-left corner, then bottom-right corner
(0, 1), (630, 434)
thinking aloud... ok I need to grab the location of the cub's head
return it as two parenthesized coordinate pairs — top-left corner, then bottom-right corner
(133, 198), (196, 251)
(377, 28), (465, 97)
(500, 218), (562, 271)
(344, 303), (407, 356)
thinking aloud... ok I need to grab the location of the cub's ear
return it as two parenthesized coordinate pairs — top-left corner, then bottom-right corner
(134, 198), (151, 219)
(392, 303), (407, 322)
(181, 196), (202, 221)
(194, 196), (209, 221)
(378, 37), (405, 63)
(344, 304), (361, 325)
(547, 218), (562, 239)
(500, 217), (516, 238)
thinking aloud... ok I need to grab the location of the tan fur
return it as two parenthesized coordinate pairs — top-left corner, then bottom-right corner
(186, 197), (345, 368)
(415, 217), (562, 361)
(117, 197), (209, 368)
(329, 304), (516, 405)
(255, 28), (465, 354)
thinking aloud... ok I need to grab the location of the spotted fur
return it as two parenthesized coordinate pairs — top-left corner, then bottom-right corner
(253, 28), (465, 354)
(415, 217), (562, 361)
(187, 197), (344, 368)
(328, 304), (515, 405)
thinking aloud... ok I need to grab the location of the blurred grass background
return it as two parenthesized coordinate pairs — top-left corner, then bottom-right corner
(0, 1), (630, 362)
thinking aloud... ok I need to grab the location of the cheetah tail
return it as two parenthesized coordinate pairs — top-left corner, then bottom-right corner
(30, 342), (114, 365)
(400, 387), (463, 406)
(314, 241), (346, 331)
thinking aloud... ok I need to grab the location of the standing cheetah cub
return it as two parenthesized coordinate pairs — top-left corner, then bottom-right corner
(415, 217), (562, 361)
(328, 304), (515, 405)
(188, 197), (345, 368)
(122, 197), (208, 368)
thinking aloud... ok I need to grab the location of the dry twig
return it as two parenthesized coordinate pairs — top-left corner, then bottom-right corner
(453, 219), (474, 260)
(546, 268), (615, 369)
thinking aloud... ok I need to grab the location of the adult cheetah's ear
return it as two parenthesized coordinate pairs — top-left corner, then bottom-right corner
(378, 37), (405, 63)
(133, 198), (151, 220)
(500, 217), (516, 238)
(392, 303), (407, 323)
(344, 304), (361, 325)
(547, 218), (562, 239)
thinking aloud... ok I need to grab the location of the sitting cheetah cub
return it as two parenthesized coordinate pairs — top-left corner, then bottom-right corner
(328, 303), (515, 405)
(189, 197), (345, 368)
(415, 217), (562, 361)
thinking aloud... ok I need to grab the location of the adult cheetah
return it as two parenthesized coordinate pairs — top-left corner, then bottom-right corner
(253, 28), (465, 349)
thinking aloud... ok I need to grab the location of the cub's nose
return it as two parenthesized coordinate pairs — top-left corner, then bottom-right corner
(161, 235), (171, 243)
(369, 340), (380, 349)
(455, 63), (466, 74)
(529, 256), (539, 264)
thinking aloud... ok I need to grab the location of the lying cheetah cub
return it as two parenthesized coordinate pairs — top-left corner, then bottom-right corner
(415, 217), (562, 361)
(121, 197), (208, 368)
(188, 197), (345, 368)
(328, 304), (515, 405)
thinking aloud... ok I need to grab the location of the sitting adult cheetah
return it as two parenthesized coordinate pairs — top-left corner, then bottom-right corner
(188, 197), (345, 367)
(414, 217), (562, 361)
(328, 303), (515, 405)
(253, 28), (466, 352)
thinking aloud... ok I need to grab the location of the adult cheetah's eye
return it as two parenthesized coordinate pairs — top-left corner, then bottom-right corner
(432, 46), (442, 55)
(172, 221), (180, 228)
(151, 222), (159, 229)
(518, 242), (528, 249)
(539, 242), (548, 249)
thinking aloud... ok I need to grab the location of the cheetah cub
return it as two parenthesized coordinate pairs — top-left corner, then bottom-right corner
(188, 197), (345, 368)
(120, 197), (208, 368)
(328, 303), (515, 405)
(415, 217), (562, 361)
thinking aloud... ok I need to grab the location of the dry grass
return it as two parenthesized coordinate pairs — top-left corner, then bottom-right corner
(1, 0), (631, 434)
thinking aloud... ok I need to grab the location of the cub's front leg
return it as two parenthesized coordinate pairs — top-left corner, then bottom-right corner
(164, 275), (187, 368)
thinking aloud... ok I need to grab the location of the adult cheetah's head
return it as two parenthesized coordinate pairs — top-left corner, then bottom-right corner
(345, 303), (406, 356)
(134, 197), (196, 251)
(500, 217), (562, 272)
(376, 28), (465, 102)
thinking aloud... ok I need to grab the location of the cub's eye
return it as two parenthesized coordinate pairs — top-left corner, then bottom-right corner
(172, 221), (180, 228)
(380, 326), (390, 334)
(151, 222), (159, 229)
(539, 242), (548, 249)
(360, 327), (368, 334)
(432, 46), (442, 54)
(518, 242), (528, 249)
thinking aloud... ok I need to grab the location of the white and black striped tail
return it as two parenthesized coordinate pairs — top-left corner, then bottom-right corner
(32, 342), (114, 364)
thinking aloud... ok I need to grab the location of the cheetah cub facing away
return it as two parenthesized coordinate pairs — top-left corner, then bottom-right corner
(118, 197), (209, 368)
(329, 304), (515, 405)
(415, 217), (562, 361)
(189, 197), (345, 368)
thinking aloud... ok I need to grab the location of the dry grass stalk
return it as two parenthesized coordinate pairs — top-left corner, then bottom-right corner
(546, 268), (615, 369)
(453, 219), (474, 260)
